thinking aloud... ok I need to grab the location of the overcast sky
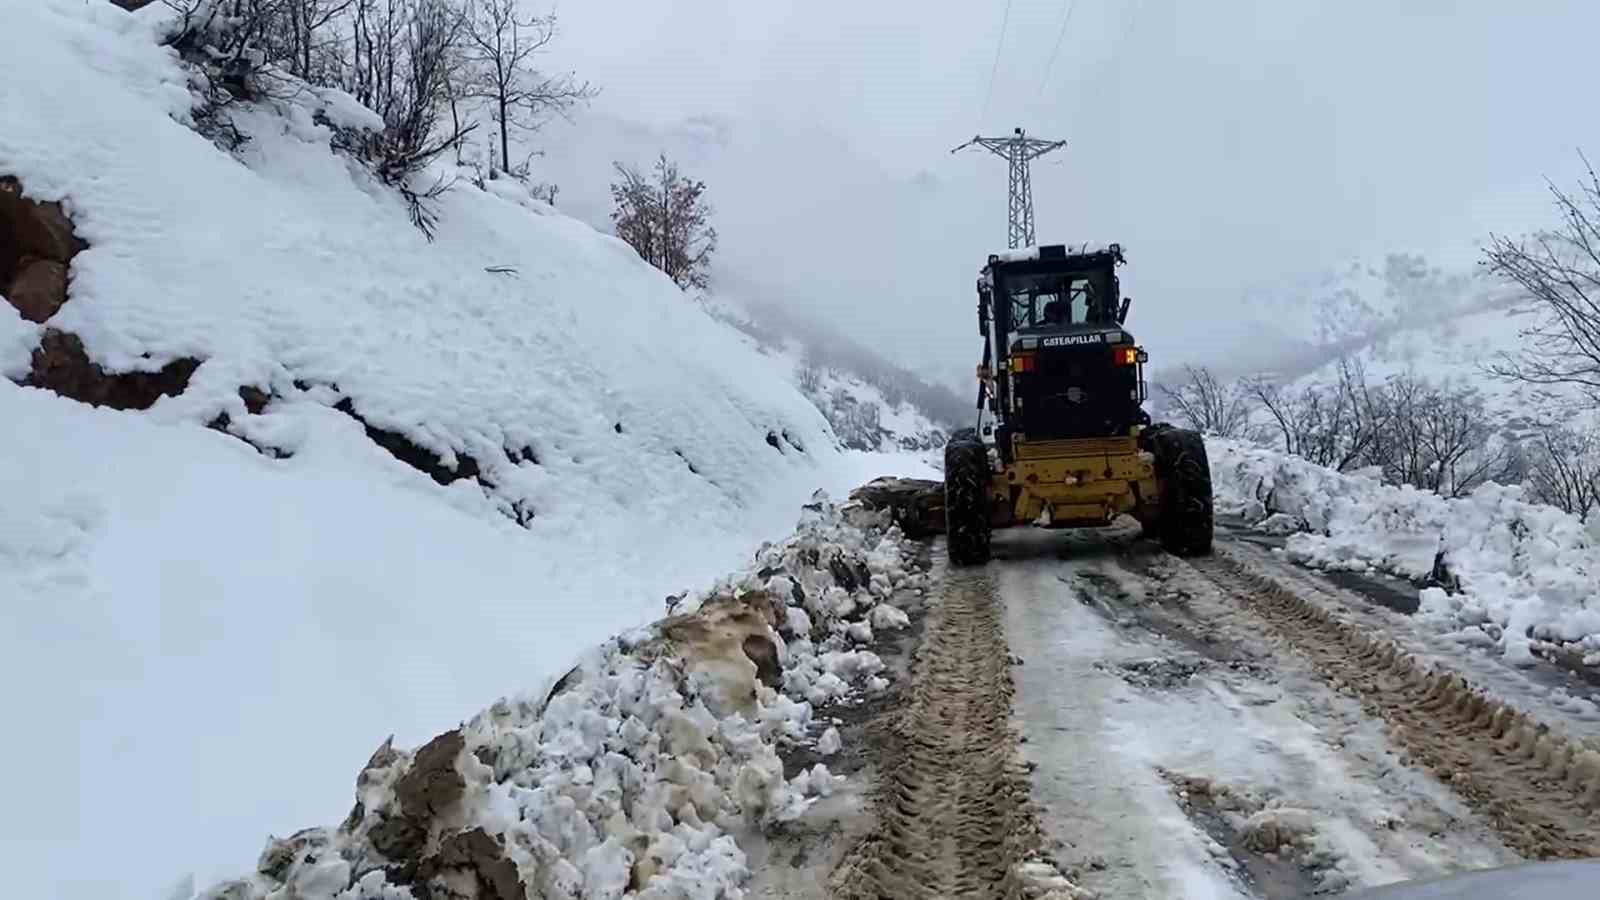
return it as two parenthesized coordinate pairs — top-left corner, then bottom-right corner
(533, 0), (1600, 388)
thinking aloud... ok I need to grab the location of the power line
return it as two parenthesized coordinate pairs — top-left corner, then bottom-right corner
(977, 0), (1017, 128)
(1035, 0), (1080, 100)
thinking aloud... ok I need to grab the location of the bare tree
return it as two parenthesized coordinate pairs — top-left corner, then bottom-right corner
(610, 154), (718, 291)
(1157, 365), (1255, 438)
(1524, 423), (1600, 520)
(1366, 374), (1517, 498)
(1247, 358), (1387, 471)
(282, 0), (356, 82)
(1484, 157), (1600, 402)
(462, 0), (594, 178)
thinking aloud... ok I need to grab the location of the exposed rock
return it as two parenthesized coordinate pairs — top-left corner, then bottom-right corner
(0, 176), (83, 272)
(26, 329), (200, 410)
(240, 385), (270, 414)
(416, 827), (525, 900)
(366, 730), (467, 869)
(766, 430), (782, 451)
(1426, 548), (1461, 593)
(369, 815), (428, 863)
(743, 634), (782, 690)
(395, 729), (467, 820)
(334, 397), (481, 486)
(849, 477), (946, 538)
(256, 828), (330, 881)
(827, 554), (860, 592)
(1, 176), (85, 324)
(6, 258), (68, 323)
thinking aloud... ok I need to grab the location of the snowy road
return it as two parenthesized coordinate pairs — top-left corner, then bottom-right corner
(772, 524), (1600, 899)
(998, 527), (1524, 897)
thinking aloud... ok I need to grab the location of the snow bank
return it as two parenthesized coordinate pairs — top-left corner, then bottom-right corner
(1209, 438), (1600, 663)
(195, 497), (926, 900)
(0, 3), (935, 898)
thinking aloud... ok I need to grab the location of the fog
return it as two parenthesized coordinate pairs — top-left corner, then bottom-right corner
(530, 0), (1600, 390)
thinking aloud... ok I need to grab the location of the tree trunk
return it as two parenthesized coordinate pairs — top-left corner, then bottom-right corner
(499, 95), (510, 175)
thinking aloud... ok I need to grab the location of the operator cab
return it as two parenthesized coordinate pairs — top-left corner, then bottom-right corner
(977, 243), (1149, 455)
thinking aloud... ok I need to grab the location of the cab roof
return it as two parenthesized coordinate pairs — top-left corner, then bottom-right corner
(987, 242), (1124, 267)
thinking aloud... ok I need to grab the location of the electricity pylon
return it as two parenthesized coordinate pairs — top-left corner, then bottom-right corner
(952, 128), (1067, 249)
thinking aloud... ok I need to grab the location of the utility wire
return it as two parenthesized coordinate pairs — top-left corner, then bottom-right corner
(978, 0), (1017, 128)
(1035, 0), (1080, 100)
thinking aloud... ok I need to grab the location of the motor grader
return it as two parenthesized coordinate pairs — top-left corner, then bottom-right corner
(944, 243), (1213, 564)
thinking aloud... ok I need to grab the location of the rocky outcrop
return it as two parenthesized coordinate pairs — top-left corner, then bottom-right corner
(6, 259), (68, 323)
(1, 175), (86, 324)
(1, 177), (205, 412)
(26, 329), (200, 410)
(333, 397), (483, 486)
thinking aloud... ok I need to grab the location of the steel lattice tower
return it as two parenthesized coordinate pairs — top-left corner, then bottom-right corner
(952, 128), (1067, 248)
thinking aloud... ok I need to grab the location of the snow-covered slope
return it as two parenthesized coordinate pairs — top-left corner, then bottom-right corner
(0, 3), (930, 898)
(796, 364), (950, 455)
(698, 297), (957, 456)
(1224, 252), (1587, 429)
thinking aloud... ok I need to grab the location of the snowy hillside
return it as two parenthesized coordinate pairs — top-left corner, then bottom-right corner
(0, 3), (932, 898)
(797, 364), (951, 456)
(1311, 300), (1591, 431)
(699, 297), (959, 457)
(1240, 253), (1510, 354)
(1198, 252), (1586, 430)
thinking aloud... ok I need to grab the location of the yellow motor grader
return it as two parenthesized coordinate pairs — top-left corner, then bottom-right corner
(944, 243), (1213, 564)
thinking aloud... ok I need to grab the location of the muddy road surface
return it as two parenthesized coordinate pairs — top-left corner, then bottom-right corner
(754, 525), (1600, 899)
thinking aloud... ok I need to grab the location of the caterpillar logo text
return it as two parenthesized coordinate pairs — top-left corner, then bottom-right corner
(1040, 333), (1104, 347)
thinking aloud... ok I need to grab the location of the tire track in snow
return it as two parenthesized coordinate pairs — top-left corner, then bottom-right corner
(830, 564), (1080, 899)
(1183, 549), (1600, 861)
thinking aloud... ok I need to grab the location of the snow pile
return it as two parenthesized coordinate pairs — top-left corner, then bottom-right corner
(196, 496), (925, 900)
(1210, 438), (1600, 664)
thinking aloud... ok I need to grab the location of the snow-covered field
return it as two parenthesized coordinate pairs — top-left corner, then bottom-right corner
(0, 3), (934, 898)
(1209, 438), (1600, 666)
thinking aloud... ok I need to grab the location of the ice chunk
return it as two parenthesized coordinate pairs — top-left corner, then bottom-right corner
(816, 727), (842, 756)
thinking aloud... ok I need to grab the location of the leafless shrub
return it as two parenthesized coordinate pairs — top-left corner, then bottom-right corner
(1484, 155), (1600, 403)
(338, 0), (477, 235)
(1157, 365), (1256, 438)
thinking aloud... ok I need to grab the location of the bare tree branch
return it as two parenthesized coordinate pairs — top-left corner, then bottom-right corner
(461, 0), (596, 177)
(1484, 154), (1600, 402)
(1157, 365), (1255, 438)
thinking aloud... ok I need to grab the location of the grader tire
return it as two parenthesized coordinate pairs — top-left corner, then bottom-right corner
(943, 428), (992, 566)
(1151, 427), (1214, 557)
